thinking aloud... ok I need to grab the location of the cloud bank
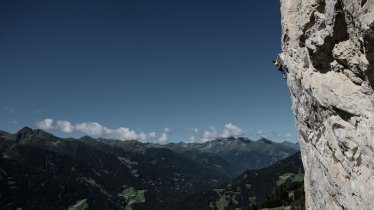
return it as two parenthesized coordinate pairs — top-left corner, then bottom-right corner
(36, 119), (294, 143)
(36, 118), (169, 143)
(189, 123), (245, 143)
(255, 130), (294, 142)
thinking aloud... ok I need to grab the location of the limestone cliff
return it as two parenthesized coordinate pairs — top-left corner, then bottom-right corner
(279, 0), (374, 209)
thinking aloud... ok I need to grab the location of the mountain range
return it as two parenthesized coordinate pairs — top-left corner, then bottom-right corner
(0, 127), (299, 210)
(170, 151), (304, 210)
(100, 136), (299, 177)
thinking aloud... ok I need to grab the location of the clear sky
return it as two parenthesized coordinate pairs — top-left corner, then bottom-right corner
(0, 0), (297, 143)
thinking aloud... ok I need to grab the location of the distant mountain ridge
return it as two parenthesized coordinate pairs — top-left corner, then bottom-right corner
(169, 151), (304, 210)
(2, 128), (299, 178)
(162, 136), (299, 176)
(99, 135), (299, 177)
(0, 128), (225, 209)
(0, 127), (299, 209)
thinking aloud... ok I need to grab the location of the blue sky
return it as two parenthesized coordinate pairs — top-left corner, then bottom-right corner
(0, 0), (296, 143)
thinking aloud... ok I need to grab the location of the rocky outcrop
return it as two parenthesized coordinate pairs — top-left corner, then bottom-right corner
(280, 0), (374, 209)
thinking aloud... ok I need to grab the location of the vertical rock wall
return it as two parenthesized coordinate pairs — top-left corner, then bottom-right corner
(279, 0), (374, 209)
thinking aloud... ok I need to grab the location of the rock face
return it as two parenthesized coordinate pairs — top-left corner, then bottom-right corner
(279, 0), (374, 209)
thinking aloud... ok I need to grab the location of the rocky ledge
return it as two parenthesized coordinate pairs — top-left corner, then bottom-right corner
(280, 0), (374, 209)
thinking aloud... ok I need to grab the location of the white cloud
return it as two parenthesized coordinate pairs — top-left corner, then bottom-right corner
(164, 127), (171, 134)
(255, 130), (267, 138)
(158, 133), (168, 142)
(190, 123), (245, 143)
(148, 132), (157, 139)
(255, 130), (294, 142)
(36, 118), (54, 130)
(56, 120), (74, 133)
(222, 123), (243, 137)
(35, 118), (170, 143)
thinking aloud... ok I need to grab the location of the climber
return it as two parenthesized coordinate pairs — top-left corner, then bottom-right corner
(273, 55), (289, 79)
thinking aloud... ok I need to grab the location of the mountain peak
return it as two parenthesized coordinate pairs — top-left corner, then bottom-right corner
(237, 137), (252, 144)
(280, 140), (297, 145)
(15, 127), (57, 142)
(225, 136), (237, 141)
(212, 136), (252, 144)
(18, 126), (33, 132)
(256, 138), (273, 144)
(80, 135), (94, 140)
(17, 127), (34, 135)
(15, 127), (35, 141)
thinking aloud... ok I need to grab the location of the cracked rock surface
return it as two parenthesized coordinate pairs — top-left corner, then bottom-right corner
(280, 0), (374, 209)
